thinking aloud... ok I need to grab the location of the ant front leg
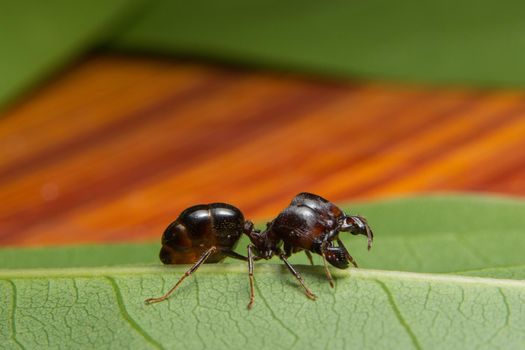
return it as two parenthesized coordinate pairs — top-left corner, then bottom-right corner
(145, 246), (217, 305)
(336, 238), (358, 268)
(325, 229), (339, 241)
(279, 252), (317, 301)
(320, 241), (335, 288)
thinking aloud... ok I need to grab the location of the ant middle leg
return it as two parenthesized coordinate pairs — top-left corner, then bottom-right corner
(221, 247), (256, 309)
(145, 246), (217, 305)
(304, 250), (315, 266)
(220, 249), (248, 261)
(212, 246), (258, 310)
(279, 253), (317, 301)
(284, 243), (314, 266)
(247, 244), (257, 309)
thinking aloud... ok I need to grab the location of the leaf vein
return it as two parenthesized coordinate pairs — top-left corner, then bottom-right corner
(498, 287), (511, 328)
(105, 276), (164, 350)
(191, 275), (206, 348)
(6, 279), (25, 349)
(254, 279), (299, 348)
(375, 280), (422, 350)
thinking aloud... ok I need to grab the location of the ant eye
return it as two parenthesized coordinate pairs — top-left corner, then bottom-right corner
(346, 216), (366, 230)
(344, 217), (356, 226)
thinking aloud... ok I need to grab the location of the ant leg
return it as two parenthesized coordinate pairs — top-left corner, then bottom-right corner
(337, 238), (358, 268)
(320, 242), (335, 288)
(247, 244), (256, 309)
(285, 244), (314, 267)
(145, 246), (217, 305)
(221, 249), (248, 261)
(304, 250), (315, 266)
(279, 253), (317, 300)
(325, 229), (339, 241)
(283, 243), (293, 258)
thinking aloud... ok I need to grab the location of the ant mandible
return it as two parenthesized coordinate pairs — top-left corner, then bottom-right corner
(145, 192), (374, 309)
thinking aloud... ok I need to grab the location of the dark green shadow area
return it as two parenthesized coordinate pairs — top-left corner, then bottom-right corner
(111, 0), (525, 87)
(0, 0), (146, 110)
(4, 0), (525, 110)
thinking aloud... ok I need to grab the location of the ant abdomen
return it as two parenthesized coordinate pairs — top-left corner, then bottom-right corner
(160, 203), (245, 264)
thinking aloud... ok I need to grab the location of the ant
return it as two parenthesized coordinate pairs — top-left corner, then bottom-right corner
(145, 192), (373, 309)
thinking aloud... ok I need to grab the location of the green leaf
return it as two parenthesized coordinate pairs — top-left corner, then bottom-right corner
(111, 0), (525, 87)
(0, 0), (146, 110)
(2, 194), (525, 349)
(1, 265), (525, 349)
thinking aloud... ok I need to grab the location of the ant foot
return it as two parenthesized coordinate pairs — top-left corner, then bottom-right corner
(306, 291), (317, 300)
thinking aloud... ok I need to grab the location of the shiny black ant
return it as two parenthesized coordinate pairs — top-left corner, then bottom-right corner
(145, 192), (373, 309)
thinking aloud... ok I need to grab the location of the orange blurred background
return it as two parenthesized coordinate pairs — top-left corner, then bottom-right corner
(2, 55), (525, 246)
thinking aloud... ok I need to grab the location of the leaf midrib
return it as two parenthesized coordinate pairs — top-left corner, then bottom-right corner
(1, 265), (524, 289)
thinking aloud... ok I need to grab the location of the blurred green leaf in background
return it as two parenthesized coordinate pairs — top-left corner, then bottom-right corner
(113, 0), (525, 87)
(0, 0), (146, 109)
(3, 0), (525, 110)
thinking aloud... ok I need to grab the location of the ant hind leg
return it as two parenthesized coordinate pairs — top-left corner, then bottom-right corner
(145, 246), (217, 305)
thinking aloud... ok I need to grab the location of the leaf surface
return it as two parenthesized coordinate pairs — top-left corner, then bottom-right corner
(2, 194), (525, 349)
(1, 266), (525, 349)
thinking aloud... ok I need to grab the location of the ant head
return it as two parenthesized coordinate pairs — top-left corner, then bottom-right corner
(340, 215), (374, 250)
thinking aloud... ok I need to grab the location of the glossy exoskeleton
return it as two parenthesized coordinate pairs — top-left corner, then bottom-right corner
(159, 203), (251, 265)
(273, 192), (373, 269)
(144, 203), (255, 305)
(145, 193), (373, 309)
(246, 192), (373, 300)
